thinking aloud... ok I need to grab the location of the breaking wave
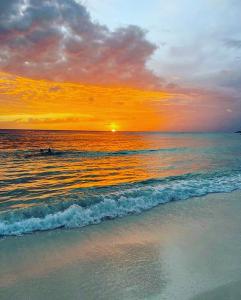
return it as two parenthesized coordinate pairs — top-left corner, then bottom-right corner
(1, 171), (241, 236)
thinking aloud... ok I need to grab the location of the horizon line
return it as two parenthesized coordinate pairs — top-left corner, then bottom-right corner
(0, 128), (235, 133)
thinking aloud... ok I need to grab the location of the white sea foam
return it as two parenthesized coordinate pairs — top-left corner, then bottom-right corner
(1, 172), (241, 236)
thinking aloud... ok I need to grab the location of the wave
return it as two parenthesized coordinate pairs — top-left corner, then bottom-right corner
(0, 171), (241, 236)
(0, 147), (188, 159)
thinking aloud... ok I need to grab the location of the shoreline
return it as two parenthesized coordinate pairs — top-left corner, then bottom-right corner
(1, 190), (241, 299)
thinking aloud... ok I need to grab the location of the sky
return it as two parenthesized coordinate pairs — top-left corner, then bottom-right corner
(0, 0), (241, 131)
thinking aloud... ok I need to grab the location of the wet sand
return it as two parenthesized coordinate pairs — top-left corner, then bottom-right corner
(1, 190), (241, 300)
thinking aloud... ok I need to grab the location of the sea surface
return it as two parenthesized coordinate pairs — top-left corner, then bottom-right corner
(0, 130), (240, 236)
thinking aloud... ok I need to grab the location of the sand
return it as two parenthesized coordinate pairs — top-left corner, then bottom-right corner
(0, 190), (241, 300)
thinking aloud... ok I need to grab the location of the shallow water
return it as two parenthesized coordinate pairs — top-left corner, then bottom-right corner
(1, 191), (241, 300)
(0, 130), (241, 235)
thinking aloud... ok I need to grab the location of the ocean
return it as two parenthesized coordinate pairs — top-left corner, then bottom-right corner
(0, 130), (241, 236)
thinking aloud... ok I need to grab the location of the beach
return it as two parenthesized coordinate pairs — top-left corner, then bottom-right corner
(1, 190), (241, 300)
(1, 0), (241, 298)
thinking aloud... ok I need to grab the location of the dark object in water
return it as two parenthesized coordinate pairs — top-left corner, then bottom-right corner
(25, 148), (62, 158)
(39, 148), (55, 156)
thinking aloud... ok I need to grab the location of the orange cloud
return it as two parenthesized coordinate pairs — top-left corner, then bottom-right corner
(0, 72), (177, 131)
(1, 71), (238, 131)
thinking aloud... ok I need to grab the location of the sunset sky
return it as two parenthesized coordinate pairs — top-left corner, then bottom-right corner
(0, 0), (241, 131)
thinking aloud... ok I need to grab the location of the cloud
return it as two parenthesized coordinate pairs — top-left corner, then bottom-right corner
(223, 38), (241, 49)
(0, 0), (161, 89)
(0, 113), (94, 123)
(0, 71), (240, 131)
(206, 69), (241, 91)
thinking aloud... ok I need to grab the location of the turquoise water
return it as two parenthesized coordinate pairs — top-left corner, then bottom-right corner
(0, 130), (241, 236)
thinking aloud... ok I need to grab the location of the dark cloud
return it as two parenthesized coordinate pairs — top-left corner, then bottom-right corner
(223, 38), (241, 49)
(0, 0), (161, 89)
(219, 70), (241, 91)
(205, 69), (241, 91)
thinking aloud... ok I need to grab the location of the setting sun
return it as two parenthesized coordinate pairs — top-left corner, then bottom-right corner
(0, 1), (241, 299)
(110, 123), (118, 132)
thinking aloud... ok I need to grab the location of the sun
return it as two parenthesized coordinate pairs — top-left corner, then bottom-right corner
(110, 122), (118, 132)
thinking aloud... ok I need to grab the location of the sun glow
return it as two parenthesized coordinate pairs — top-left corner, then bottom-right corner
(0, 71), (179, 131)
(110, 122), (118, 132)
